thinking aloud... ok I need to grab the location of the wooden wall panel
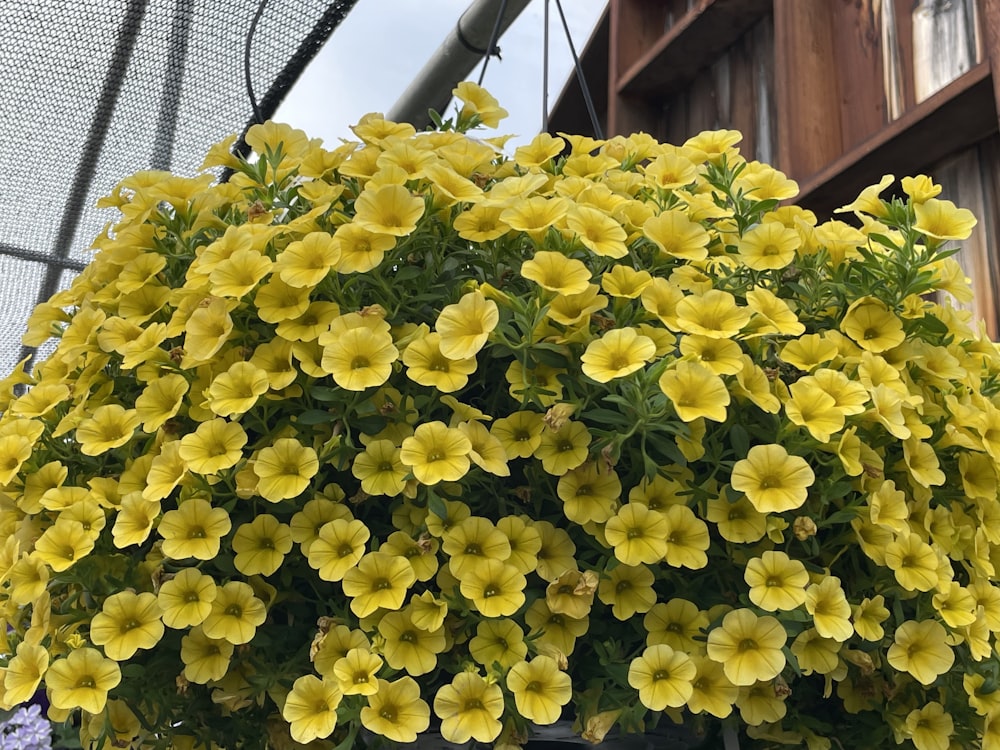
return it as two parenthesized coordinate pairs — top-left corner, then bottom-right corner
(773, 0), (842, 178)
(829, 0), (887, 150)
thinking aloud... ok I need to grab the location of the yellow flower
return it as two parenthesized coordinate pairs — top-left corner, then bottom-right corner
(644, 151), (698, 188)
(469, 619), (528, 669)
(604, 503), (668, 566)
(556, 461), (620, 523)
(332, 647), (382, 696)
(566, 205), (628, 258)
(520, 251), (592, 295)
(403, 332), (477, 392)
(790, 628), (841, 675)
(705, 493), (767, 543)
(330, 222), (396, 274)
(275, 231), (340, 288)
(232, 514), (293, 576)
(433, 672), (504, 744)
(453, 203), (510, 242)
(687, 655), (739, 718)
(399, 421), (472, 485)
(745, 287), (805, 336)
(901, 174), (942, 203)
(361, 677), (430, 743)
(804, 576), (853, 642)
(281, 674), (342, 744)
(112, 495), (160, 548)
(492, 410), (544, 459)
(435, 290), (499, 359)
(458, 420), (510, 477)
(352, 439), (408, 496)
(661, 504), (710, 569)
(679, 334), (744, 376)
(706, 608), (787, 686)
(201, 581), (267, 645)
(209, 248), (272, 297)
(158, 496), (232, 560)
(90, 591), (164, 660)
(454, 81), (509, 127)
(581, 328), (655, 383)
(852, 595), (890, 641)
(505, 360), (564, 407)
(597, 563), (656, 620)
(3, 642), (48, 705)
(642, 209), (710, 261)
(628, 643), (696, 710)
(884, 532), (939, 592)
(182, 297), (234, 362)
(75, 404), (139, 456)
(180, 625), (234, 684)
(736, 681), (788, 726)
(835, 173), (894, 218)
(253, 437), (319, 502)
(674, 289), (751, 338)
(731, 444), (815, 513)
(321, 325), (398, 391)
(33, 520), (95, 572)
(913, 197), (977, 241)
(738, 221), (799, 270)
(905, 702), (954, 750)
(886, 619), (954, 685)
(460, 559), (526, 617)
(784, 378), (846, 442)
(840, 297), (906, 353)
(602, 265), (652, 298)
(744, 551), (809, 611)
(545, 569), (598, 620)
(779, 333), (840, 372)
(506, 656), (572, 725)
(500, 196), (570, 241)
(46, 648), (121, 714)
(342, 551), (416, 618)
(277, 300), (340, 342)
(158, 568), (217, 629)
(378, 609), (446, 676)
(177, 418), (247, 475)
(659, 361), (730, 423)
(645, 598), (708, 652)
(306, 518), (369, 581)
(207, 361), (269, 417)
(353, 184), (424, 236)
(442, 516), (511, 578)
(932, 582), (978, 628)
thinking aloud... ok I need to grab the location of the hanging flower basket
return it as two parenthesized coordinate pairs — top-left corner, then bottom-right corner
(0, 83), (997, 750)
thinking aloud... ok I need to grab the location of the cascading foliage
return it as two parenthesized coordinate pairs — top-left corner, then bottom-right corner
(1, 82), (999, 750)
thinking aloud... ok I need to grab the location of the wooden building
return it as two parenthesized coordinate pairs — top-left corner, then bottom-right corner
(549, 0), (1000, 337)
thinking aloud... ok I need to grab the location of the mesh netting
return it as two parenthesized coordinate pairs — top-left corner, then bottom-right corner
(1, 0), (357, 377)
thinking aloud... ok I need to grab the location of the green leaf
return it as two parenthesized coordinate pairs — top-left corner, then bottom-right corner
(820, 507), (862, 527)
(729, 423), (749, 457)
(580, 408), (631, 428)
(867, 233), (900, 252)
(309, 386), (342, 402)
(296, 409), (334, 425)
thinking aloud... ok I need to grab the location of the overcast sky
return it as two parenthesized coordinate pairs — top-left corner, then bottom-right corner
(276, 0), (606, 149)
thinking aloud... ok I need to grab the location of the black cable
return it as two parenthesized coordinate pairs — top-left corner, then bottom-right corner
(553, 0), (604, 139)
(477, 0), (509, 86)
(245, 0), (269, 125)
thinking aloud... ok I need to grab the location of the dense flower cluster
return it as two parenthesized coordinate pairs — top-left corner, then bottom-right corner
(0, 82), (998, 749)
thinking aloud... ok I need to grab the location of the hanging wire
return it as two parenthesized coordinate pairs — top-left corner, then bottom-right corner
(245, 0), (269, 124)
(477, 0), (509, 86)
(541, 0), (550, 132)
(551, 0), (604, 139)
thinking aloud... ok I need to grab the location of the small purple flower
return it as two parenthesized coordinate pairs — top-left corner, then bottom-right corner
(0, 703), (52, 750)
